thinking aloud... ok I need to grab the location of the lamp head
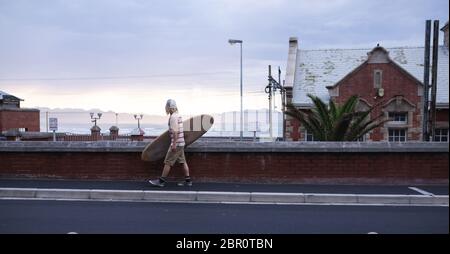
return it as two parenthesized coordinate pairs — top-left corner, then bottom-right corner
(228, 39), (242, 45)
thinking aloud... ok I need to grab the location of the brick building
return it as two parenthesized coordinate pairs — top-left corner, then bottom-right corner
(0, 91), (40, 132)
(442, 22), (449, 48)
(284, 26), (449, 142)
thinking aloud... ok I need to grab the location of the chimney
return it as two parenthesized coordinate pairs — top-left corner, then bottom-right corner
(442, 21), (449, 47)
(284, 37), (298, 88)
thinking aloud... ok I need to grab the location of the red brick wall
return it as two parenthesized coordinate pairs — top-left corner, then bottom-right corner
(284, 87), (304, 141)
(285, 118), (300, 141)
(0, 110), (40, 132)
(0, 151), (447, 184)
(332, 62), (422, 141)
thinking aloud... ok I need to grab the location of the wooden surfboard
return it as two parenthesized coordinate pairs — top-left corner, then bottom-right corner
(141, 114), (214, 162)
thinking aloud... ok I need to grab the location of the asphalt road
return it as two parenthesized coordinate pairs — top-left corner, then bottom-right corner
(0, 200), (447, 234)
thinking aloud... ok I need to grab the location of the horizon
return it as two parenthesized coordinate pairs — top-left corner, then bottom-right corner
(37, 108), (284, 136)
(34, 105), (284, 116)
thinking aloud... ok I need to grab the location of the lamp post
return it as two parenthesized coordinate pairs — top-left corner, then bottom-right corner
(134, 114), (143, 129)
(90, 112), (102, 140)
(90, 112), (102, 126)
(228, 39), (243, 141)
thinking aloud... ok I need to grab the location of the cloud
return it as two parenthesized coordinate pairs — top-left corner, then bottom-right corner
(0, 0), (448, 114)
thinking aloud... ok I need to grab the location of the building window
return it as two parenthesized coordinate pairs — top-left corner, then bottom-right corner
(303, 130), (318, 141)
(374, 70), (382, 88)
(434, 129), (448, 142)
(357, 134), (368, 142)
(388, 129), (407, 142)
(388, 112), (408, 124)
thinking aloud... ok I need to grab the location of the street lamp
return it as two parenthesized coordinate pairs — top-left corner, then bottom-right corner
(90, 112), (102, 126)
(228, 39), (243, 141)
(134, 114), (143, 129)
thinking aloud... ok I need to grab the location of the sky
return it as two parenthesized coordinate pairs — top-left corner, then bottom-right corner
(0, 0), (448, 115)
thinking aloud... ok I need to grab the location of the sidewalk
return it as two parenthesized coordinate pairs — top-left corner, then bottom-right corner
(0, 179), (448, 206)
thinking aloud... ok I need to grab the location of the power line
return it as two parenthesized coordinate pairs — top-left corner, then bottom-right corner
(0, 71), (235, 81)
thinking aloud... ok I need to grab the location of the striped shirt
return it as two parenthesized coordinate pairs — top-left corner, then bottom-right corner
(168, 113), (185, 147)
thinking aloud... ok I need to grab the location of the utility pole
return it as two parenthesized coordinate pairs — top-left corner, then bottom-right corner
(46, 111), (49, 132)
(430, 20), (440, 141)
(278, 67), (283, 140)
(266, 65), (286, 141)
(282, 80), (286, 140)
(422, 20), (431, 141)
(267, 66), (273, 139)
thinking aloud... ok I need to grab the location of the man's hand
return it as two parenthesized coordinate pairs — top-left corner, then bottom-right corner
(171, 144), (177, 152)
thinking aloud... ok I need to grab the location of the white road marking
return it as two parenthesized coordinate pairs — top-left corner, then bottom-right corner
(408, 187), (435, 196)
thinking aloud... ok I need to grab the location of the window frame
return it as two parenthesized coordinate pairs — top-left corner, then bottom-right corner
(388, 128), (407, 142)
(388, 112), (408, 124)
(434, 128), (449, 142)
(357, 134), (368, 142)
(303, 129), (317, 142)
(374, 70), (383, 88)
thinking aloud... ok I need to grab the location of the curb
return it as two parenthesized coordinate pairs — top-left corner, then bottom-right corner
(0, 188), (448, 206)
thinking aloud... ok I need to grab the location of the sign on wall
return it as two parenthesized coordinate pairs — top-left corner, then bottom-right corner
(49, 118), (58, 131)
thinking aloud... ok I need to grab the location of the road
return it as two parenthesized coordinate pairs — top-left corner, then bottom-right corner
(0, 200), (447, 234)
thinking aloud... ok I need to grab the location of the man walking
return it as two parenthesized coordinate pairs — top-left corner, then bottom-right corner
(149, 99), (192, 187)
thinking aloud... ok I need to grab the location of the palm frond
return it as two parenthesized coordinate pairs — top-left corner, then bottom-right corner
(284, 94), (384, 142)
(307, 94), (332, 136)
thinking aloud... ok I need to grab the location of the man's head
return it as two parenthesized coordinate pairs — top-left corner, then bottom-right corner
(165, 99), (178, 114)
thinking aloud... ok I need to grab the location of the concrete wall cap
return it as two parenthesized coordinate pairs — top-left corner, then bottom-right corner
(0, 141), (447, 153)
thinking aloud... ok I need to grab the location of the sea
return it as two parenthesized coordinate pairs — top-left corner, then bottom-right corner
(39, 110), (284, 138)
(40, 122), (283, 138)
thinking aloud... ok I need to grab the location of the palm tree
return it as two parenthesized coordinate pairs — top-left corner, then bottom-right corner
(284, 94), (386, 141)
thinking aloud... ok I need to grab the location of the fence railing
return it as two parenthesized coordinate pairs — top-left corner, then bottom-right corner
(59, 133), (157, 142)
(2, 130), (276, 142)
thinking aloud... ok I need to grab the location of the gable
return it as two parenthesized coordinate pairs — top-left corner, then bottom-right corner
(367, 47), (390, 64)
(292, 46), (449, 106)
(328, 48), (423, 92)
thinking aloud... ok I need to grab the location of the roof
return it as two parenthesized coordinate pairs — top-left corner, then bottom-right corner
(0, 90), (23, 101)
(292, 46), (449, 106)
(441, 21), (448, 31)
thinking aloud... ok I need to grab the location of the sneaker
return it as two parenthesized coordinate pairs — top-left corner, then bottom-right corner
(177, 181), (193, 187)
(148, 179), (165, 187)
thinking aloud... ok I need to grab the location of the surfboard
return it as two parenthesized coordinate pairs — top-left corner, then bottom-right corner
(141, 114), (214, 162)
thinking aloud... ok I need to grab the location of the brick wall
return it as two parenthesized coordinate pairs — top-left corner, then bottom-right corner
(284, 87), (302, 141)
(330, 62), (423, 141)
(0, 142), (447, 184)
(0, 109), (40, 132)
